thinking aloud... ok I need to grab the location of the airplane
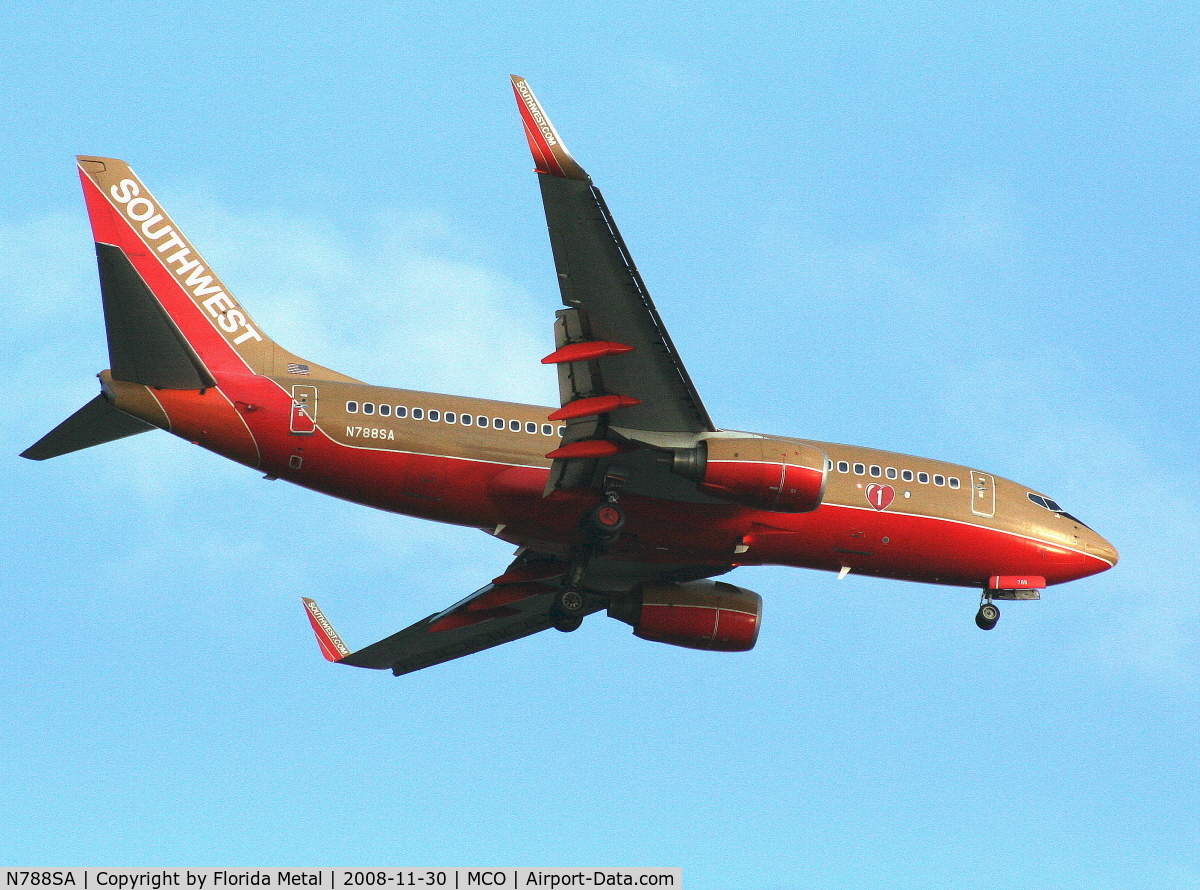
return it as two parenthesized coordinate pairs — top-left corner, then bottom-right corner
(22, 76), (1118, 677)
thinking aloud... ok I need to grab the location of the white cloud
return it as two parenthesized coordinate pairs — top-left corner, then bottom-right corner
(4, 198), (559, 605)
(156, 199), (559, 404)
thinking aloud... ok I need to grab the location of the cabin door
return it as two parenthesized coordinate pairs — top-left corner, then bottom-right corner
(970, 470), (995, 518)
(290, 385), (318, 435)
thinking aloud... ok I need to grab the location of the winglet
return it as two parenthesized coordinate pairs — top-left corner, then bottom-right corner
(510, 76), (589, 181)
(302, 598), (352, 662)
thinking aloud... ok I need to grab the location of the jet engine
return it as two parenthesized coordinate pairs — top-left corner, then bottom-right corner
(672, 437), (828, 513)
(607, 580), (763, 651)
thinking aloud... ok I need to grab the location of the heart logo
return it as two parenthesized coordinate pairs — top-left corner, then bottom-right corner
(865, 483), (895, 511)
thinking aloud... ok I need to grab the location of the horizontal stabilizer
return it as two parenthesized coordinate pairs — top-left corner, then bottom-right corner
(21, 394), (155, 461)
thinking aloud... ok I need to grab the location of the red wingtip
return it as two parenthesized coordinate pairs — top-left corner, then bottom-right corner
(510, 75), (589, 181)
(302, 597), (352, 662)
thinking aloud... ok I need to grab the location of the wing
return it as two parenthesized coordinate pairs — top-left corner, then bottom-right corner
(513, 76), (718, 496)
(301, 81), (752, 679)
(304, 547), (734, 676)
(303, 551), (592, 676)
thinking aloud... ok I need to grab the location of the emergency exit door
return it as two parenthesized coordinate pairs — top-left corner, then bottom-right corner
(290, 385), (317, 434)
(970, 470), (995, 518)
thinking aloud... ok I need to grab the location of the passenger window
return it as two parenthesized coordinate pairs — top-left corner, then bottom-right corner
(493, 417), (504, 430)
(379, 404), (391, 417)
(949, 477), (960, 489)
(346, 401), (358, 413)
(901, 470), (914, 482)
(428, 409), (440, 422)
(461, 414), (471, 426)
(445, 412), (456, 424)
(886, 467), (897, 479)
(509, 420), (521, 432)
(478, 416), (489, 428)
(837, 461), (849, 473)
(542, 424), (553, 436)
(526, 422), (537, 434)
(918, 472), (929, 484)
(412, 408), (424, 420)
(934, 474), (945, 486)
(396, 406), (407, 418)
(854, 463), (866, 475)
(558, 426), (566, 436)
(362, 403), (375, 415)
(869, 465), (881, 477)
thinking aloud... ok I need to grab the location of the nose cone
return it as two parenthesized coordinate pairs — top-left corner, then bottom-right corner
(1086, 530), (1119, 570)
(1030, 525), (1118, 585)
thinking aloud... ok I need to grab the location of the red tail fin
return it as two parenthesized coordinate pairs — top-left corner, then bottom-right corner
(77, 156), (274, 384)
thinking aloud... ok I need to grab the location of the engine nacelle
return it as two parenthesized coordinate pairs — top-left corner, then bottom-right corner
(608, 580), (763, 652)
(673, 437), (828, 513)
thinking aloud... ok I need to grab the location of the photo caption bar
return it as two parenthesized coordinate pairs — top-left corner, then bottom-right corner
(1, 870), (680, 890)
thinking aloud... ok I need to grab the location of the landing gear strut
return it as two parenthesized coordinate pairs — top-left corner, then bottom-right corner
(583, 475), (627, 541)
(554, 476), (628, 633)
(975, 599), (1000, 631)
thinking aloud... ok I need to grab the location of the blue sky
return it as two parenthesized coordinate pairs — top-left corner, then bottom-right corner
(3, 2), (1199, 886)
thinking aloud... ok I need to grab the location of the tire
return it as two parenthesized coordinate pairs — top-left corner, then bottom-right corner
(975, 603), (1000, 630)
(585, 502), (626, 536)
(553, 614), (584, 633)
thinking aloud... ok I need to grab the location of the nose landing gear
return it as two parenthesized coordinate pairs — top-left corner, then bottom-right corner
(974, 576), (1044, 629)
(975, 599), (1000, 631)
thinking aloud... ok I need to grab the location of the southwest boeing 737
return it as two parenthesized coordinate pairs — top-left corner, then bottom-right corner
(23, 77), (1118, 676)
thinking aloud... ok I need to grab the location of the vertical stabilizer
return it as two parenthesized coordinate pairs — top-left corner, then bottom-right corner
(77, 156), (276, 381)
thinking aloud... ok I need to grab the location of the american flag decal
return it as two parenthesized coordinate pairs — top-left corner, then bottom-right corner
(287, 363), (311, 375)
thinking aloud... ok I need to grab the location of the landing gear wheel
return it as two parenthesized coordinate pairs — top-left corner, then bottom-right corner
(556, 588), (587, 616)
(553, 614), (584, 633)
(585, 502), (626, 537)
(975, 602), (1000, 631)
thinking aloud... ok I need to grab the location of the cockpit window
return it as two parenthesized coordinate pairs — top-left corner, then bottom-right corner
(1028, 493), (1063, 512)
(1028, 493), (1093, 529)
